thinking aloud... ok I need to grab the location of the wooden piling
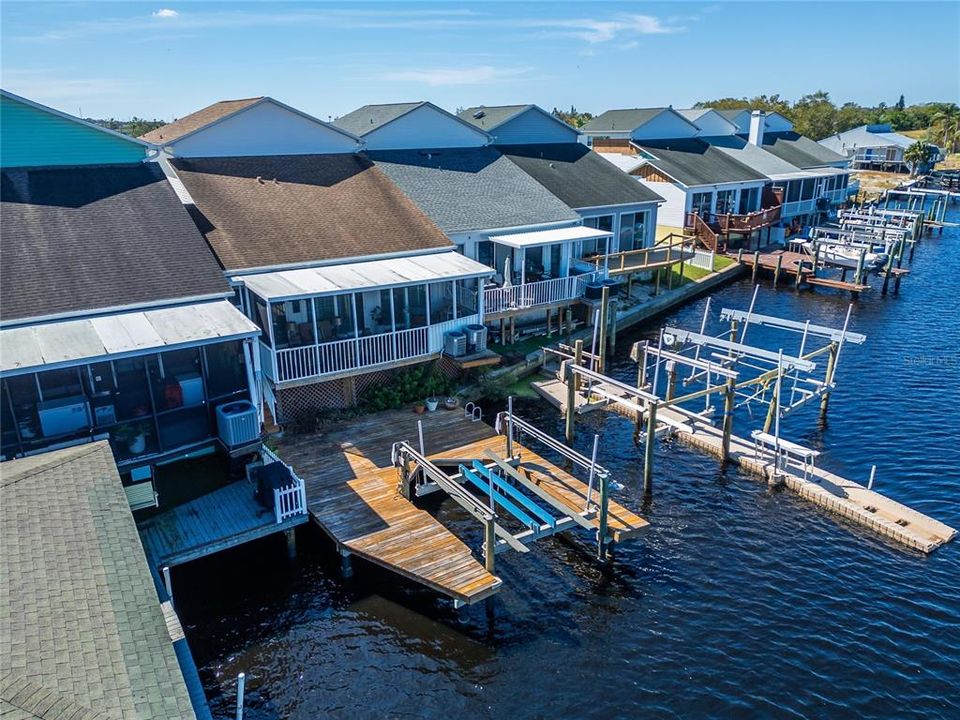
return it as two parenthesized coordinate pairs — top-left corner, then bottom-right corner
(762, 380), (778, 434)
(608, 298), (619, 358)
(722, 377), (735, 460)
(665, 360), (677, 402)
(573, 339), (584, 392)
(643, 402), (657, 494)
(818, 342), (838, 421)
(484, 519), (496, 574)
(565, 362), (576, 444)
(597, 473), (610, 561)
(597, 286), (610, 374)
(751, 250), (760, 283)
(773, 253), (783, 287)
(564, 307), (573, 341)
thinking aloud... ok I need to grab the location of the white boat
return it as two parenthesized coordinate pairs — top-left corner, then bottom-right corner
(799, 240), (887, 270)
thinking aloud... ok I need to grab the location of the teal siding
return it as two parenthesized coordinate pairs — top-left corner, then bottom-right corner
(1, 95), (147, 168)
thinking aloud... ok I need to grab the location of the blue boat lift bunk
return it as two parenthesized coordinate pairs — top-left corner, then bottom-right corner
(392, 406), (649, 571)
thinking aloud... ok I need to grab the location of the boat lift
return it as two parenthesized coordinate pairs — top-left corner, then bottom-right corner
(393, 402), (630, 562)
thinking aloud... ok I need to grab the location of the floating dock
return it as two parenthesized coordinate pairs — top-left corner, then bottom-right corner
(276, 408), (647, 605)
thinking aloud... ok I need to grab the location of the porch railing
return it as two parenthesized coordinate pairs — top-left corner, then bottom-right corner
(261, 446), (308, 523)
(483, 273), (598, 315)
(685, 206), (782, 236)
(271, 325), (430, 383)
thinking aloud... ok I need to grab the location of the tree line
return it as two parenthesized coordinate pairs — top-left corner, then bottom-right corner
(552, 93), (959, 152)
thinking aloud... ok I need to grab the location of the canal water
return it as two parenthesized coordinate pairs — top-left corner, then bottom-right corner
(174, 209), (960, 719)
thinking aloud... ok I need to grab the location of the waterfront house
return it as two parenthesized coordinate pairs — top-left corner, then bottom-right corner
(147, 98), (494, 421)
(0, 91), (262, 487)
(589, 107), (852, 248)
(458, 104), (581, 144)
(586, 107), (770, 248)
(332, 101), (491, 150)
(819, 123), (942, 172)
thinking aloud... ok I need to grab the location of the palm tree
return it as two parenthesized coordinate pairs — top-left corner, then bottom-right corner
(904, 141), (933, 176)
(931, 107), (960, 154)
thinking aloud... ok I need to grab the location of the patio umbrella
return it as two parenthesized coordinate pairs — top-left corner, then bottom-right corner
(503, 255), (513, 289)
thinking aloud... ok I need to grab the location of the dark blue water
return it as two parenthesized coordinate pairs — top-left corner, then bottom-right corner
(175, 209), (960, 719)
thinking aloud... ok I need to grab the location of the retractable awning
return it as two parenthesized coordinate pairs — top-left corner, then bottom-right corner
(1, 300), (259, 376)
(488, 225), (614, 249)
(239, 250), (494, 302)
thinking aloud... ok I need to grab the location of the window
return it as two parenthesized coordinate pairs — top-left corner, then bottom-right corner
(249, 292), (271, 347)
(150, 348), (203, 412)
(786, 181), (801, 203)
(271, 300), (315, 349)
(691, 191), (713, 216)
(429, 282), (454, 324)
(315, 295), (355, 342)
(38, 367), (83, 403)
(204, 341), (247, 399)
(801, 178), (815, 200)
(739, 188), (759, 214)
(619, 213), (636, 251)
(476, 240), (493, 267)
(456, 277), (479, 318)
(715, 189), (736, 215)
(524, 246), (545, 279)
(393, 285), (427, 330)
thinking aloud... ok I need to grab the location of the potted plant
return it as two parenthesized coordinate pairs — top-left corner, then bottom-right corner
(115, 424), (147, 454)
(413, 402), (426, 414)
(444, 396), (459, 410)
(425, 397), (439, 412)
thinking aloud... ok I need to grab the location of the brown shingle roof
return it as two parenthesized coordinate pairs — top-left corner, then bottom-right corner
(140, 97), (264, 144)
(171, 153), (452, 271)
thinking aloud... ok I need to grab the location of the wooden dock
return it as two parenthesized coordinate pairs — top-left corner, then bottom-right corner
(532, 376), (955, 553)
(138, 479), (307, 569)
(734, 249), (870, 293)
(275, 408), (648, 604)
(660, 407), (956, 553)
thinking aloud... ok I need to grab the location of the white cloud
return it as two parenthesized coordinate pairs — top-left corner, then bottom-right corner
(152, 9), (179, 19)
(381, 65), (532, 87)
(518, 14), (686, 43)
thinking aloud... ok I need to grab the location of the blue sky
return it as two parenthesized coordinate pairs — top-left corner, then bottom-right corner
(2, 1), (958, 120)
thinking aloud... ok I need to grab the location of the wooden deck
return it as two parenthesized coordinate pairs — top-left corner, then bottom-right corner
(660, 407), (957, 553)
(275, 408), (648, 604)
(733, 249), (871, 292)
(534, 374), (955, 553)
(138, 479), (307, 570)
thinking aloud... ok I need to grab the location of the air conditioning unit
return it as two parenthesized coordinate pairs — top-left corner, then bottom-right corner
(38, 396), (91, 437)
(444, 331), (467, 357)
(216, 401), (259, 447)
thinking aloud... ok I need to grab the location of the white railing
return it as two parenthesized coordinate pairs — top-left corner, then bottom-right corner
(271, 325), (431, 383)
(688, 248), (716, 271)
(781, 198), (817, 218)
(261, 446), (308, 523)
(428, 315), (481, 351)
(484, 273), (598, 315)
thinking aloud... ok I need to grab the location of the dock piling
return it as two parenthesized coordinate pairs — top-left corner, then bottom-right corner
(818, 342), (838, 422)
(643, 402), (657, 494)
(285, 528), (297, 559)
(722, 377), (735, 460)
(773, 254), (783, 287)
(751, 250), (760, 283)
(598, 286), (610, 374)
(564, 362), (576, 444)
(162, 565), (173, 606)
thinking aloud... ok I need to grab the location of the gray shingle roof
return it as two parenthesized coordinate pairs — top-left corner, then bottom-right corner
(459, 105), (531, 130)
(761, 131), (849, 168)
(332, 102), (426, 136)
(369, 146), (578, 233)
(1, 163), (230, 324)
(0, 442), (197, 720)
(498, 143), (663, 208)
(700, 135), (806, 177)
(171, 153), (452, 271)
(581, 108), (668, 134)
(633, 138), (768, 186)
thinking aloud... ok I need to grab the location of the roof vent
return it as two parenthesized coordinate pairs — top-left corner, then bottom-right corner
(473, 110), (485, 119)
(548, 162), (555, 168)
(256, 176), (263, 184)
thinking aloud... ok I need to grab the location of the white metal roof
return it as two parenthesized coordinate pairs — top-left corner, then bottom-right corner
(598, 152), (646, 173)
(489, 225), (614, 248)
(1, 300), (259, 376)
(240, 251), (494, 302)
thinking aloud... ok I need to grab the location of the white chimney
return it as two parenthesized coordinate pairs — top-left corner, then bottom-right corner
(748, 110), (766, 146)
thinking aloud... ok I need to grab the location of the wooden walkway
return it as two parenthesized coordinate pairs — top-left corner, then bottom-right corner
(533, 374), (955, 553)
(138, 479), (307, 570)
(276, 408), (647, 604)
(660, 408), (957, 553)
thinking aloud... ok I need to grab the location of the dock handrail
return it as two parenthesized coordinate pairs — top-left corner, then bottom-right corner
(260, 446), (308, 524)
(391, 441), (529, 559)
(495, 411), (609, 480)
